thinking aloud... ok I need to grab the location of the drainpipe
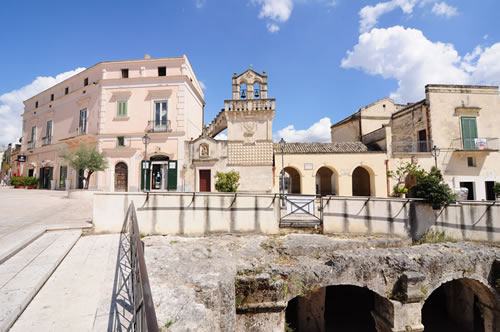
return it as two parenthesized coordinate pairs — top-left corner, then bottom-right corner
(385, 159), (391, 197)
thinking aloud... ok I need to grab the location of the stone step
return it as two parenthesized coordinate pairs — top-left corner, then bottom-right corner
(279, 220), (322, 228)
(0, 230), (81, 332)
(0, 226), (46, 264)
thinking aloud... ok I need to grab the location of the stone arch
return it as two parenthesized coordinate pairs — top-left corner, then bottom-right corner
(422, 277), (499, 332)
(253, 82), (261, 98)
(352, 165), (374, 196)
(282, 166), (302, 194)
(315, 166), (338, 196)
(285, 284), (394, 332)
(239, 83), (247, 99)
(114, 161), (128, 192)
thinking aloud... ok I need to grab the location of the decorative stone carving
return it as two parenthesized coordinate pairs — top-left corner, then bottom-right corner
(241, 121), (256, 144)
(200, 143), (209, 158)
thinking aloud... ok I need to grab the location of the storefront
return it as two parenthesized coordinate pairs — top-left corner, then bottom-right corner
(141, 155), (177, 191)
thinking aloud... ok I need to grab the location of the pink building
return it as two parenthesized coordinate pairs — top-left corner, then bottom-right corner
(21, 55), (204, 191)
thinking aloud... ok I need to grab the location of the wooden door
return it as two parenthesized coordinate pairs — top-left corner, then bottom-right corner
(199, 170), (211, 192)
(114, 162), (128, 192)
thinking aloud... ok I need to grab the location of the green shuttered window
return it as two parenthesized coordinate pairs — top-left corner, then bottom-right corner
(461, 117), (478, 150)
(117, 101), (128, 117)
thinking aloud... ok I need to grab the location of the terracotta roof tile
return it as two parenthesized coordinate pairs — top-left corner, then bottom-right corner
(273, 142), (370, 154)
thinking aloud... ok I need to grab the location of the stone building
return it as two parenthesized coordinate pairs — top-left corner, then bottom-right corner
(184, 69), (275, 192)
(20, 55), (204, 191)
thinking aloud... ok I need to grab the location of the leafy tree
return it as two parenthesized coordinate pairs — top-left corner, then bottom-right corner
(493, 182), (500, 199)
(411, 168), (455, 208)
(215, 170), (240, 192)
(59, 143), (107, 189)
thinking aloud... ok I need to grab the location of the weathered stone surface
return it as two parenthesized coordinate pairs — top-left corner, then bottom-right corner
(144, 234), (499, 331)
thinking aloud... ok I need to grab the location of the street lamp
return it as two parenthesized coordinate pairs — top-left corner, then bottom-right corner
(279, 138), (286, 205)
(431, 145), (440, 169)
(142, 133), (151, 192)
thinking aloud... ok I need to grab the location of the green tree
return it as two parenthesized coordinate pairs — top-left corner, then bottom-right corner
(411, 168), (455, 208)
(59, 143), (108, 189)
(215, 170), (240, 192)
(493, 182), (500, 199)
(387, 162), (425, 197)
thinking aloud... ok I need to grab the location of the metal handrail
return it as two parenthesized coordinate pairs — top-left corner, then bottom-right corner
(147, 120), (172, 133)
(128, 202), (159, 332)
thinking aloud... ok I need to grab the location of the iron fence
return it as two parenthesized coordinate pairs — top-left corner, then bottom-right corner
(147, 120), (171, 133)
(127, 202), (159, 332)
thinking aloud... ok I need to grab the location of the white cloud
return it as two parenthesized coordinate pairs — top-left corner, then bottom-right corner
(359, 0), (419, 33)
(195, 0), (206, 8)
(267, 23), (280, 33)
(199, 80), (207, 90)
(274, 117), (332, 142)
(214, 132), (228, 140)
(431, 2), (458, 18)
(341, 26), (500, 102)
(0, 68), (85, 147)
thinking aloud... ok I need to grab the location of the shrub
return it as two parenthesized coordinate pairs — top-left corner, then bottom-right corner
(10, 176), (25, 187)
(411, 168), (455, 208)
(416, 230), (456, 244)
(387, 162), (424, 197)
(24, 176), (39, 187)
(215, 170), (240, 192)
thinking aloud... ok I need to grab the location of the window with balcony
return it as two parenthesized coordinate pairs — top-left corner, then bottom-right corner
(148, 101), (170, 132)
(121, 69), (129, 78)
(42, 120), (52, 146)
(117, 101), (128, 117)
(158, 66), (166, 76)
(79, 109), (87, 135)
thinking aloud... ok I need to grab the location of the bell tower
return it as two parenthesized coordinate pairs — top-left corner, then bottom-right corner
(225, 69), (276, 192)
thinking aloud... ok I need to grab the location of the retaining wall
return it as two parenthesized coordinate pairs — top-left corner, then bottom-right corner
(93, 192), (280, 235)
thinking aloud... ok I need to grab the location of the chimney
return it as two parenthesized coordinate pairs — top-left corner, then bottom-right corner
(144, 54), (151, 60)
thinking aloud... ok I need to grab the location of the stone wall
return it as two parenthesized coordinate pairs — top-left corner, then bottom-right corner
(391, 103), (428, 146)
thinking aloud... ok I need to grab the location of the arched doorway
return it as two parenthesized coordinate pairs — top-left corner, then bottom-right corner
(352, 166), (371, 196)
(282, 167), (301, 194)
(114, 162), (128, 192)
(422, 278), (497, 332)
(316, 167), (336, 195)
(285, 285), (390, 332)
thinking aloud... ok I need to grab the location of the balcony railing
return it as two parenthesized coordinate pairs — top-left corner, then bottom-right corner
(27, 141), (35, 150)
(77, 126), (87, 136)
(392, 140), (433, 153)
(42, 136), (52, 146)
(451, 137), (499, 151)
(224, 98), (276, 112)
(147, 120), (171, 133)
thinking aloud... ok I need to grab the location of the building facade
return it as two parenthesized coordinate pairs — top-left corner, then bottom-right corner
(21, 55), (204, 191)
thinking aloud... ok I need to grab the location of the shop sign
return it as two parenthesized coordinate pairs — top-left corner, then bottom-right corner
(16, 155), (26, 162)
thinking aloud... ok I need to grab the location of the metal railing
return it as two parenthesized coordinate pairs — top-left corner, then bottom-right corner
(392, 140), (433, 153)
(147, 120), (171, 133)
(42, 136), (52, 146)
(77, 126), (87, 136)
(27, 140), (35, 149)
(127, 202), (159, 332)
(224, 98), (276, 111)
(451, 137), (499, 151)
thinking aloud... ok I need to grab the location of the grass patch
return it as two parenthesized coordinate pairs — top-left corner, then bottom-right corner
(164, 319), (174, 328)
(416, 230), (456, 244)
(169, 240), (178, 245)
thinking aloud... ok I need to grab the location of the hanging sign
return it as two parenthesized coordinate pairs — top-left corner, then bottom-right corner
(16, 155), (27, 162)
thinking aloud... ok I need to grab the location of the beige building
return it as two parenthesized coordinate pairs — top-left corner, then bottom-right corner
(275, 84), (500, 200)
(21, 55), (205, 191)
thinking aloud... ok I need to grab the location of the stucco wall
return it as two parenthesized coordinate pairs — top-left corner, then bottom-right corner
(93, 192), (280, 235)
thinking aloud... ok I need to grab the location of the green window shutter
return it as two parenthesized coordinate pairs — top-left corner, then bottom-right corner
(167, 160), (177, 191)
(117, 101), (128, 117)
(140, 161), (151, 190)
(461, 117), (478, 150)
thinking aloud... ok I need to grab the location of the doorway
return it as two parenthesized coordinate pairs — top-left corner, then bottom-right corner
(352, 167), (371, 196)
(114, 162), (128, 192)
(459, 182), (475, 200)
(199, 170), (211, 192)
(485, 181), (495, 200)
(59, 166), (67, 189)
(39, 167), (53, 190)
(78, 169), (85, 189)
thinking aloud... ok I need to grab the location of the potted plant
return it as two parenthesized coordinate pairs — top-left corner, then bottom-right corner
(10, 176), (25, 188)
(25, 176), (39, 189)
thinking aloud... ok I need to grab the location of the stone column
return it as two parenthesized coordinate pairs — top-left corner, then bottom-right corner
(372, 300), (424, 332)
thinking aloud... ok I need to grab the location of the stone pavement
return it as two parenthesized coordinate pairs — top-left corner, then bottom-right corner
(10, 233), (133, 332)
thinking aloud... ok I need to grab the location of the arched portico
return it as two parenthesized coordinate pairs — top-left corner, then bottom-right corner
(282, 166), (302, 194)
(352, 165), (374, 196)
(315, 166), (338, 196)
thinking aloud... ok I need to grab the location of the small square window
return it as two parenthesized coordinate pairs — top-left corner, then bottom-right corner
(121, 69), (129, 78)
(50, 94), (54, 101)
(467, 156), (476, 167)
(117, 136), (125, 147)
(158, 66), (166, 76)
(65, 87), (69, 95)
(84, 78), (89, 86)
(35, 101), (38, 108)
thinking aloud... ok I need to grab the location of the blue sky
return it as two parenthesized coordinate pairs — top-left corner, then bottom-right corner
(1, 0), (499, 146)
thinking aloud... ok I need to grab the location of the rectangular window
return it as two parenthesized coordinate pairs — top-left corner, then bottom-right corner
(50, 94), (54, 101)
(117, 136), (125, 147)
(461, 117), (478, 150)
(65, 87), (69, 95)
(158, 66), (166, 76)
(121, 69), (129, 78)
(44, 120), (53, 145)
(117, 101), (128, 117)
(31, 126), (36, 141)
(84, 78), (89, 86)
(467, 156), (475, 167)
(79, 109), (87, 135)
(153, 100), (168, 131)
(35, 101), (38, 108)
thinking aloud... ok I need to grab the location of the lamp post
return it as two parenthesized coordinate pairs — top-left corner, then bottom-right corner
(431, 145), (440, 169)
(279, 138), (286, 205)
(142, 133), (151, 192)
